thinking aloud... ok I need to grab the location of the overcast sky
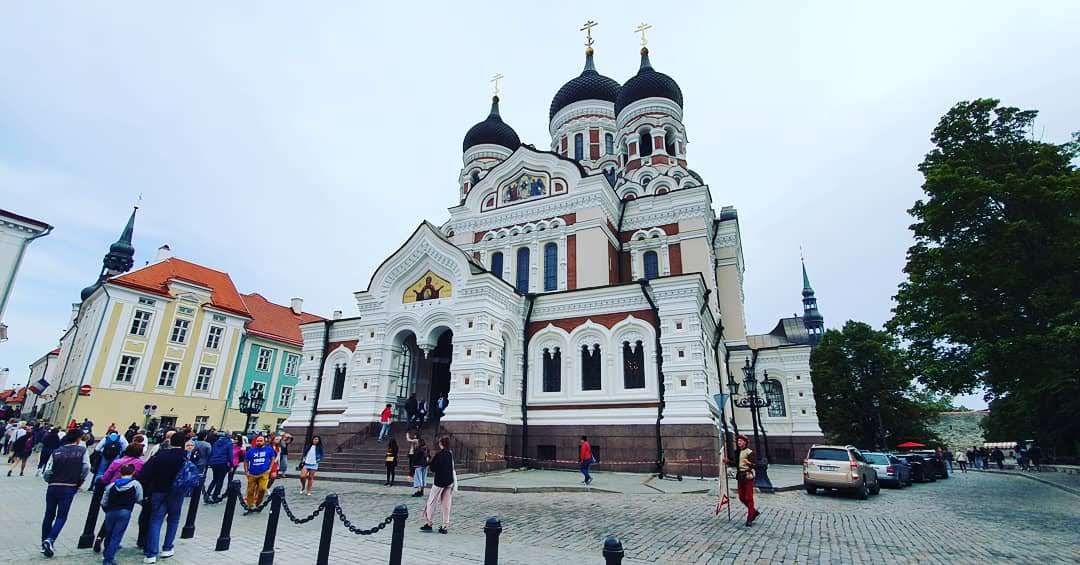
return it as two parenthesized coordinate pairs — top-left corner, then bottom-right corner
(2, 2), (1078, 408)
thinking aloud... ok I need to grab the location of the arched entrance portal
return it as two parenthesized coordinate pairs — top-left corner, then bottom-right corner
(429, 329), (453, 405)
(392, 328), (453, 409)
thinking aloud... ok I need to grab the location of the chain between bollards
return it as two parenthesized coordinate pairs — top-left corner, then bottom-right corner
(315, 493), (338, 565)
(215, 479), (240, 551)
(258, 486), (284, 565)
(388, 504), (408, 565)
(181, 480), (203, 538)
(603, 536), (625, 564)
(483, 516), (502, 565)
(77, 479), (105, 549)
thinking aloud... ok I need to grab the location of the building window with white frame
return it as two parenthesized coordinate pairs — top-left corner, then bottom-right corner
(205, 325), (224, 349)
(284, 353), (299, 376)
(194, 367), (214, 392)
(116, 355), (139, 383)
(279, 386), (293, 408)
(252, 381), (267, 397)
(256, 347), (273, 372)
(194, 416), (209, 432)
(158, 361), (179, 388)
(170, 319), (190, 344)
(643, 250), (660, 280)
(764, 379), (786, 417)
(245, 417), (259, 434)
(130, 310), (153, 336)
(581, 344), (602, 391)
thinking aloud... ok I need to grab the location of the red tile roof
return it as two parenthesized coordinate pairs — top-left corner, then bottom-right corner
(110, 258), (251, 317)
(0, 387), (26, 404)
(240, 293), (324, 347)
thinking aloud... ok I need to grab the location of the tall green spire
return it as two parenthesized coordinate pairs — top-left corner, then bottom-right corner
(800, 255), (824, 344)
(81, 206), (138, 301)
(802, 258), (813, 293)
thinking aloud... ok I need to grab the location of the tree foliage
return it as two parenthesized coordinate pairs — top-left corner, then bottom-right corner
(810, 321), (939, 449)
(889, 99), (1080, 455)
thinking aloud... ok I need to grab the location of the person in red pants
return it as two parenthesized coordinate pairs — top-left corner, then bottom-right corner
(729, 435), (760, 527)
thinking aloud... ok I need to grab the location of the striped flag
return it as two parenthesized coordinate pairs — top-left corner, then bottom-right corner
(29, 378), (49, 395)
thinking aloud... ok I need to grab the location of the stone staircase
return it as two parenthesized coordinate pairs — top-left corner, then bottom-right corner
(318, 422), (449, 476)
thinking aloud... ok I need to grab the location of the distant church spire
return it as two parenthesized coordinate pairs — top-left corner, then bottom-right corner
(800, 255), (824, 344)
(81, 206), (138, 301)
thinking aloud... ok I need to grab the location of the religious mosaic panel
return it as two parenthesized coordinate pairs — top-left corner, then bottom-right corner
(501, 169), (549, 204)
(403, 270), (452, 303)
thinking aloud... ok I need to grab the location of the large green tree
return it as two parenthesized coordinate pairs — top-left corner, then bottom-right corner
(889, 99), (1080, 455)
(810, 321), (939, 449)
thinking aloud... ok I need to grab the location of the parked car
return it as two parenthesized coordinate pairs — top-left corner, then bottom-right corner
(803, 445), (880, 499)
(894, 454), (935, 482)
(863, 452), (911, 488)
(911, 450), (950, 479)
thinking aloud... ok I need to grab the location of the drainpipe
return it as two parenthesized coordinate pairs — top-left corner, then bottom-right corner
(519, 293), (536, 468)
(615, 199), (629, 283)
(220, 333), (247, 429)
(305, 319), (335, 448)
(636, 279), (665, 476)
(66, 284), (112, 424)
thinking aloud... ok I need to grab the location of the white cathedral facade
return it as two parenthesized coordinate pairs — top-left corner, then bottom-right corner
(284, 43), (825, 472)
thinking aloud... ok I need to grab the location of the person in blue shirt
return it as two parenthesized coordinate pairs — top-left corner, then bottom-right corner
(204, 432), (235, 503)
(243, 436), (275, 514)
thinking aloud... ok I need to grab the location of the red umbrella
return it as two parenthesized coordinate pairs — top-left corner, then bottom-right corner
(896, 441), (926, 448)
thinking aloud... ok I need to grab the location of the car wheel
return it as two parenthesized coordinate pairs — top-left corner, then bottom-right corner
(856, 481), (869, 500)
(870, 481), (881, 495)
(805, 485), (816, 495)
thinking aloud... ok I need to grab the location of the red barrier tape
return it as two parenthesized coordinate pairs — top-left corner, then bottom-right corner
(482, 452), (705, 466)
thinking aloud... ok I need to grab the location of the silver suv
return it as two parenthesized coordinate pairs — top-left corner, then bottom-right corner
(803, 445), (880, 499)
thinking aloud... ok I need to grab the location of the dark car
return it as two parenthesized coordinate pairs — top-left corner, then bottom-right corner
(864, 452), (912, 488)
(895, 454), (935, 483)
(912, 450), (950, 479)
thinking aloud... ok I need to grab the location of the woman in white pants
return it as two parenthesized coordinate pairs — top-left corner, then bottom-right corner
(419, 437), (454, 534)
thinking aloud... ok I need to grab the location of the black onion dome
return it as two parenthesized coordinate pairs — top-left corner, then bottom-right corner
(614, 47), (683, 116)
(549, 49), (620, 120)
(463, 96), (521, 152)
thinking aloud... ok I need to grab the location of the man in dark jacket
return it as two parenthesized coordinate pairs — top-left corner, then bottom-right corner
(138, 431), (189, 562)
(40, 429), (90, 557)
(37, 426), (62, 476)
(205, 432), (234, 503)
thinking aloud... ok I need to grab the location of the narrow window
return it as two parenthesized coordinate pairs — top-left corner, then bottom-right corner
(574, 133), (584, 160)
(764, 380), (787, 417)
(542, 347), (561, 392)
(331, 364), (346, 400)
(284, 354), (299, 376)
(490, 252), (504, 279)
(623, 340), (645, 389)
(170, 319), (190, 344)
(116, 356), (139, 383)
(256, 348), (273, 372)
(664, 128), (676, 155)
(278, 386), (293, 408)
(205, 325), (224, 349)
(643, 250), (659, 280)
(605, 133), (614, 155)
(581, 344), (602, 391)
(194, 416), (209, 432)
(638, 130), (652, 157)
(130, 310), (152, 336)
(516, 247), (530, 292)
(158, 361), (179, 388)
(195, 367), (214, 392)
(499, 338), (508, 395)
(543, 242), (558, 291)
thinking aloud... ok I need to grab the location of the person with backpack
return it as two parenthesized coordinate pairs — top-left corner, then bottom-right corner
(100, 463), (143, 565)
(40, 429), (90, 557)
(420, 437), (456, 534)
(8, 423), (35, 476)
(94, 444), (146, 553)
(37, 425), (62, 477)
(137, 431), (191, 563)
(411, 438), (429, 497)
(93, 430), (129, 488)
(243, 435), (276, 514)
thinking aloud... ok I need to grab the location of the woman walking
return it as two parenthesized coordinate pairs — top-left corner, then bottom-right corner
(411, 438), (429, 497)
(384, 438), (399, 486)
(420, 437), (455, 534)
(726, 435), (760, 527)
(956, 450), (968, 473)
(8, 423), (34, 476)
(299, 436), (323, 496)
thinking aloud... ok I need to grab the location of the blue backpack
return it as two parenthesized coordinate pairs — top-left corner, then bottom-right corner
(171, 460), (202, 496)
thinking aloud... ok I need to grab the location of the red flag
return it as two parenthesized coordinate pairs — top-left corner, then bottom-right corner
(715, 493), (730, 515)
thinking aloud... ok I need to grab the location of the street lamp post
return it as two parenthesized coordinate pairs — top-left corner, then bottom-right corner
(729, 358), (774, 491)
(238, 386), (265, 436)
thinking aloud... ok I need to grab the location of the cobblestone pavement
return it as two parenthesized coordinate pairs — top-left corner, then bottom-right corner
(1, 470), (1077, 564)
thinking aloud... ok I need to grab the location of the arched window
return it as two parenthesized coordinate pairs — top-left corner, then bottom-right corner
(764, 379), (786, 417)
(638, 130), (653, 157)
(622, 340), (645, 389)
(542, 347), (561, 392)
(643, 251), (659, 280)
(574, 133), (584, 160)
(621, 144), (628, 164)
(581, 344), (602, 391)
(664, 128), (676, 155)
(470, 170), (480, 185)
(515, 247), (530, 292)
(331, 364), (346, 400)
(604, 133), (614, 155)
(543, 242), (558, 291)
(499, 338), (508, 395)
(490, 252), (504, 279)
(656, 187), (669, 195)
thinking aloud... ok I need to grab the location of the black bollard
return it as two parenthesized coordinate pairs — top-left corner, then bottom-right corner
(77, 479), (105, 549)
(181, 480), (203, 538)
(258, 486), (284, 565)
(603, 536), (624, 565)
(215, 480), (240, 551)
(483, 516), (502, 565)
(315, 493), (338, 565)
(388, 504), (408, 565)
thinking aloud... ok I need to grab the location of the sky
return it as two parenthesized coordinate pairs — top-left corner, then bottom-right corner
(2, 2), (1078, 409)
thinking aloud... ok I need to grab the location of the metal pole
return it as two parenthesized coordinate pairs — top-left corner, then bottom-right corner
(77, 479), (105, 548)
(258, 486), (284, 565)
(388, 504), (408, 565)
(315, 493), (338, 565)
(483, 516), (502, 565)
(603, 536), (625, 564)
(181, 480), (203, 538)
(215, 480), (240, 551)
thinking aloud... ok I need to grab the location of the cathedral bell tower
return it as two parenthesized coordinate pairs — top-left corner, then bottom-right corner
(459, 80), (521, 203)
(81, 206), (137, 301)
(801, 258), (825, 345)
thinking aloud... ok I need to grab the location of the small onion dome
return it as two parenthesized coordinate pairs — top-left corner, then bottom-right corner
(80, 281), (100, 302)
(614, 47), (683, 116)
(462, 96), (521, 152)
(549, 48), (620, 120)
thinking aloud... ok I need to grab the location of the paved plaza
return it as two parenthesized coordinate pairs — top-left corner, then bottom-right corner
(1, 470), (1077, 564)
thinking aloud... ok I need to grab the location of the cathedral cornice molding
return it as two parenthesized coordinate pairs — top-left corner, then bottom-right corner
(449, 190), (619, 233)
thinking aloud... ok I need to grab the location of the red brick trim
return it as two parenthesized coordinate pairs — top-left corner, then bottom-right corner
(618, 222), (679, 243)
(669, 242), (683, 275)
(566, 235), (577, 290)
(474, 213), (577, 242)
(527, 309), (657, 336)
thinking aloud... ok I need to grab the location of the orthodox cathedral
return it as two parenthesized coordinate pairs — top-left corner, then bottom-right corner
(284, 33), (825, 471)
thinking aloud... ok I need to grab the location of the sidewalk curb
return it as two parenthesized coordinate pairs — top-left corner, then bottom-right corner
(978, 470), (1080, 498)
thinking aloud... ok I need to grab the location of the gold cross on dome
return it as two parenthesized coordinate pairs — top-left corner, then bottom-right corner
(634, 22), (652, 47)
(580, 20), (597, 48)
(491, 73), (504, 97)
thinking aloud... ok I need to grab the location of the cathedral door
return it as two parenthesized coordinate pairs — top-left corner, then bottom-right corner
(429, 329), (454, 406)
